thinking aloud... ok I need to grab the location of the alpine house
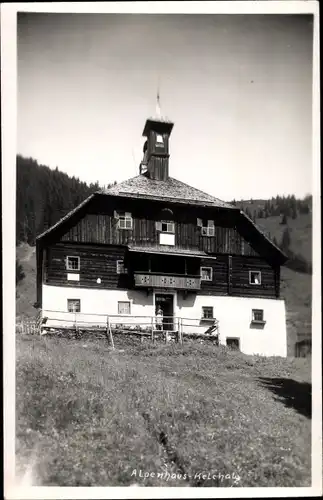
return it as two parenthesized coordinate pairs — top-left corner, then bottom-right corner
(36, 106), (288, 356)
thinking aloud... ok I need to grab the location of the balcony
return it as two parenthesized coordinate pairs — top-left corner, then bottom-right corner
(134, 272), (201, 290)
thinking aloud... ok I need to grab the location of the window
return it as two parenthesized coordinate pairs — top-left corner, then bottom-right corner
(66, 256), (80, 271)
(118, 301), (131, 315)
(201, 220), (215, 236)
(200, 267), (213, 281)
(252, 309), (264, 322)
(117, 212), (133, 230)
(156, 134), (164, 145)
(156, 221), (175, 233)
(162, 221), (175, 233)
(67, 299), (81, 312)
(249, 271), (261, 285)
(226, 338), (240, 350)
(201, 226), (215, 236)
(116, 260), (126, 274)
(202, 306), (214, 319)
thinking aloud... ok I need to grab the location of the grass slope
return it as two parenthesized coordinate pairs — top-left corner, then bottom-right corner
(16, 336), (311, 487)
(16, 244), (37, 319)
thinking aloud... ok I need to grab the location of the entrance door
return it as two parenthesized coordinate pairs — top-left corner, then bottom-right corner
(155, 294), (174, 331)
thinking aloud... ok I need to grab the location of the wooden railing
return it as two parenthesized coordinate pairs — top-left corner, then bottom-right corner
(134, 272), (201, 290)
(39, 311), (220, 342)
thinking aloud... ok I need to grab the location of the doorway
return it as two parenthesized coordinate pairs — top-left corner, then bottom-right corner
(155, 293), (174, 331)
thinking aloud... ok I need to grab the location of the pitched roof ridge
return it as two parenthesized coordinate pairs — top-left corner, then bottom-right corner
(100, 174), (235, 209)
(167, 176), (235, 207)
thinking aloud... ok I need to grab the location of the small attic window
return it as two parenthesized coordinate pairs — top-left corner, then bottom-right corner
(249, 271), (261, 285)
(156, 134), (164, 145)
(116, 212), (133, 230)
(66, 256), (80, 271)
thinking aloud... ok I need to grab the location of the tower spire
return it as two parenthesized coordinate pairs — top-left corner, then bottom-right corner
(156, 85), (161, 118)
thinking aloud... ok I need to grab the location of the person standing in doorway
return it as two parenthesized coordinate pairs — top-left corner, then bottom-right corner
(156, 306), (163, 330)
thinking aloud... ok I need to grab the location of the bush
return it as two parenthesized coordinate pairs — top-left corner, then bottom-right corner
(16, 259), (25, 285)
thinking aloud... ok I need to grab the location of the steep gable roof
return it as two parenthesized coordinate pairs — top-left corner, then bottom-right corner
(35, 174), (287, 264)
(100, 174), (235, 209)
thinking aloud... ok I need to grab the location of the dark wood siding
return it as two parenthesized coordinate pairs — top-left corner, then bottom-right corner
(45, 243), (132, 290)
(231, 256), (276, 298)
(199, 256), (228, 296)
(197, 255), (277, 298)
(43, 242), (277, 299)
(60, 207), (258, 257)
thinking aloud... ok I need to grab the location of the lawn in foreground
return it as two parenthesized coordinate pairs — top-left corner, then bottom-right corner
(16, 335), (311, 487)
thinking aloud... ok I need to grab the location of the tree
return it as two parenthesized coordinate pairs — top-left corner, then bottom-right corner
(16, 155), (115, 245)
(281, 227), (291, 251)
(16, 259), (25, 285)
(280, 214), (287, 225)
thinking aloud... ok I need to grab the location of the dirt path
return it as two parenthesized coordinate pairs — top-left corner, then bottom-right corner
(20, 245), (36, 262)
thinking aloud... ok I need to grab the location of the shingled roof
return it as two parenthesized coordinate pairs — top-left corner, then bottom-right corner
(100, 174), (235, 209)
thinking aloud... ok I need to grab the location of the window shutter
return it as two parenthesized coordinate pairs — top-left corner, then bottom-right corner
(156, 221), (162, 231)
(113, 210), (119, 219)
(197, 218), (203, 227)
(207, 219), (215, 227)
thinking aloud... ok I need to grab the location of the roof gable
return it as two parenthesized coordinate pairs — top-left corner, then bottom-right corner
(35, 175), (287, 264)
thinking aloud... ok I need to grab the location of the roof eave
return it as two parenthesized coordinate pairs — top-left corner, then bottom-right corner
(98, 190), (238, 210)
(36, 193), (96, 241)
(239, 210), (288, 263)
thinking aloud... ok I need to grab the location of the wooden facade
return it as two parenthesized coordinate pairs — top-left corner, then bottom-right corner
(43, 241), (279, 299)
(59, 198), (259, 257)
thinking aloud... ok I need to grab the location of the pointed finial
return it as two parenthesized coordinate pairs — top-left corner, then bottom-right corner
(156, 78), (161, 117)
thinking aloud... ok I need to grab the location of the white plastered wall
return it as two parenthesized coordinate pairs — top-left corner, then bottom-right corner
(42, 284), (155, 329)
(177, 294), (287, 357)
(42, 284), (287, 357)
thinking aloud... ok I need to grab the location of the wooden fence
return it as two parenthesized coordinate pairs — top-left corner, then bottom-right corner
(35, 310), (220, 348)
(16, 311), (42, 335)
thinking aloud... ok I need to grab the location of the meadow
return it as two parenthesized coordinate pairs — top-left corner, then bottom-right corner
(16, 334), (311, 487)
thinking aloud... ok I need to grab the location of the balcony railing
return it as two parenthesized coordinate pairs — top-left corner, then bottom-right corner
(134, 272), (201, 290)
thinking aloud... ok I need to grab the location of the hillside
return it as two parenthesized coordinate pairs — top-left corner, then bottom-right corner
(16, 336), (311, 487)
(16, 155), (114, 246)
(235, 199), (312, 263)
(16, 244), (37, 319)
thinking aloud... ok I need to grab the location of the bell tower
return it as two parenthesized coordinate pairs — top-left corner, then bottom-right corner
(140, 92), (174, 181)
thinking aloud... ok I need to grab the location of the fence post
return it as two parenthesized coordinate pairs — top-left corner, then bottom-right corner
(107, 316), (115, 349)
(106, 316), (109, 340)
(151, 316), (154, 344)
(180, 318), (183, 345)
(74, 312), (78, 336)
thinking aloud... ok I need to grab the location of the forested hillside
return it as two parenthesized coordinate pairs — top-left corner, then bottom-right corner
(232, 196), (312, 275)
(16, 155), (115, 245)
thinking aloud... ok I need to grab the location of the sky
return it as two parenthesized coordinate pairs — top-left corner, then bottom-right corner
(17, 12), (314, 201)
